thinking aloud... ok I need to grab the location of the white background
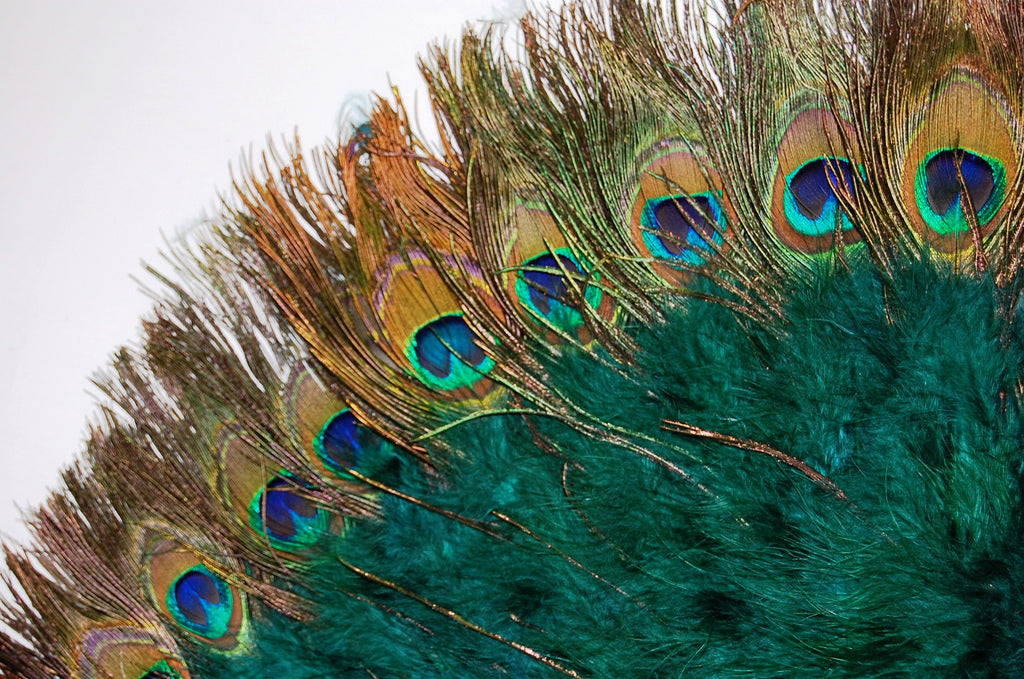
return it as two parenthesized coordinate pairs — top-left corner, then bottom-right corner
(0, 0), (559, 545)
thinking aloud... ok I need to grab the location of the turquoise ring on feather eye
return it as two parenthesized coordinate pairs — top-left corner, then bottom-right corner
(407, 313), (496, 391)
(515, 248), (602, 330)
(373, 251), (500, 394)
(770, 108), (864, 253)
(247, 475), (330, 550)
(165, 564), (235, 641)
(314, 408), (391, 478)
(899, 74), (1017, 251)
(628, 146), (731, 280)
(783, 157), (859, 238)
(640, 192), (726, 265)
(913, 148), (1005, 235)
(145, 539), (246, 649)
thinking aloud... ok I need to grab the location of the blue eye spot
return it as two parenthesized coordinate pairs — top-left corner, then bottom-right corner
(924, 149), (996, 216)
(167, 565), (233, 640)
(410, 314), (495, 390)
(641, 192), (726, 265)
(249, 476), (329, 550)
(914, 148), (1006, 236)
(514, 250), (601, 332)
(789, 158), (857, 220)
(175, 571), (220, 626)
(262, 478), (317, 540)
(521, 253), (581, 315)
(414, 315), (486, 379)
(315, 409), (387, 475)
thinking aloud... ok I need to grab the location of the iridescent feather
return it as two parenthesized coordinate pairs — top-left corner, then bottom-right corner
(5, 1), (1024, 677)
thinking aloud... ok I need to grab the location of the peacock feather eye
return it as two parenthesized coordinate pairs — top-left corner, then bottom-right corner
(520, 253), (579, 314)
(144, 540), (246, 649)
(373, 251), (500, 396)
(913, 148), (1005, 235)
(314, 408), (389, 477)
(76, 626), (190, 679)
(166, 564), (234, 640)
(628, 144), (732, 284)
(248, 476), (329, 550)
(783, 157), (859, 236)
(639, 192), (726, 265)
(900, 72), (1017, 251)
(770, 108), (863, 253)
(514, 249), (602, 330)
(409, 314), (495, 391)
(502, 204), (613, 333)
(217, 426), (329, 552)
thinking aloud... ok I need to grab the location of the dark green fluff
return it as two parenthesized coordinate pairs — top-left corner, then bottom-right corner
(187, 260), (1024, 677)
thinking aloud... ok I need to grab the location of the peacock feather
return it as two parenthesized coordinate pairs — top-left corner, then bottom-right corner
(4, 0), (1024, 676)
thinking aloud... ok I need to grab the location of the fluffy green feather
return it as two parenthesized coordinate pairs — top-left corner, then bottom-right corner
(178, 259), (1024, 677)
